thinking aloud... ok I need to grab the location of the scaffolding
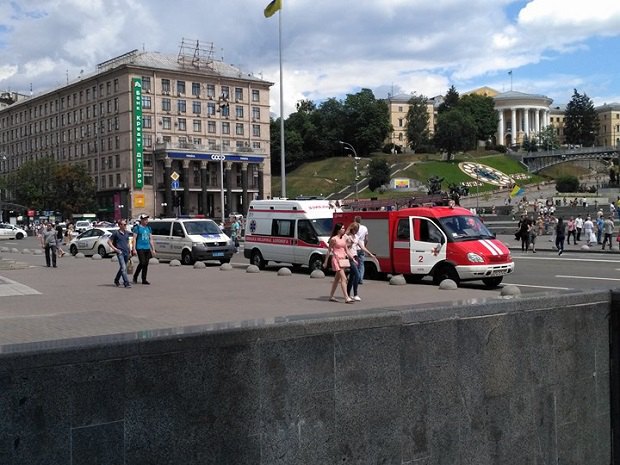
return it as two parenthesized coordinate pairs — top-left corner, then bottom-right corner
(177, 38), (215, 70)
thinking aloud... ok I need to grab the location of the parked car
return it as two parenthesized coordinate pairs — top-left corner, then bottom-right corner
(0, 223), (28, 240)
(74, 220), (93, 233)
(68, 227), (122, 257)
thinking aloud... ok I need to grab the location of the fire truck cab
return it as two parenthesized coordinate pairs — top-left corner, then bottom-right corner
(334, 206), (514, 288)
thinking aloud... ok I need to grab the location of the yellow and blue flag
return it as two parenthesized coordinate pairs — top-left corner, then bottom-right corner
(264, 0), (282, 18)
(510, 184), (525, 198)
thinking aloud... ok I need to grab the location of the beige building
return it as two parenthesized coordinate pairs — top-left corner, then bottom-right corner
(0, 46), (272, 222)
(595, 103), (620, 147)
(386, 93), (435, 150)
(494, 90), (553, 147)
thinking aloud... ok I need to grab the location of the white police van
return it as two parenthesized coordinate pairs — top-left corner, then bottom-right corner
(148, 218), (235, 265)
(243, 199), (340, 270)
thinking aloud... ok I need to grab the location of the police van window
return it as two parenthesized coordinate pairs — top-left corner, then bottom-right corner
(396, 219), (409, 240)
(419, 219), (444, 243)
(172, 222), (184, 237)
(150, 221), (171, 236)
(297, 219), (318, 244)
(272, 219), (294, 237)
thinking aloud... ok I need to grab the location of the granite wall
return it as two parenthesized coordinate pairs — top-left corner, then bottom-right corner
(0, 290), (613, 465)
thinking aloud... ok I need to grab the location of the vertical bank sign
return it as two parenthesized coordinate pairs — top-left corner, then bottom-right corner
(132, 78), (144, 189)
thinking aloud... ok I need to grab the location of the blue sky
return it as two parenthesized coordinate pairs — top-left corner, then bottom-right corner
(0, 0), (619, 116)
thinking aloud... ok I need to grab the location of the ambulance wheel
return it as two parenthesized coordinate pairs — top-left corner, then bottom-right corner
(433, 264), (460, 286)
(482, 276), (503, 288)
(182, 250), (195, 265)
(251, 249), (266, 270)
(308, 254), (323, 272)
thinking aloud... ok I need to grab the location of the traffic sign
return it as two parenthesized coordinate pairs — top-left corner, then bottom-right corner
(171, 180), (180, 189)
(170, 171), (180, 181)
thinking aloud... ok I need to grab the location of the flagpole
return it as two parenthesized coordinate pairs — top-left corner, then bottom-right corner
(278, 7), (286, 198)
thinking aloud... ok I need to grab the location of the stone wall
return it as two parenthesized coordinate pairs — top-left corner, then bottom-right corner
(0, 290), (612, 464)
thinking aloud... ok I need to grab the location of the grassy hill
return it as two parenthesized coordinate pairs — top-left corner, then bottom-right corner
(270, 150), (585, 199)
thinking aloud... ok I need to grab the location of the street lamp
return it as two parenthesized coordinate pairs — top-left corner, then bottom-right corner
(217, 95), (229, 224)
(338, 141), (360, 200)
(160, 202), (167, 217)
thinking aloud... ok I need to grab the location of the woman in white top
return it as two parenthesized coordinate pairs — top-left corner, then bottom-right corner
(345, 222), (375, 301)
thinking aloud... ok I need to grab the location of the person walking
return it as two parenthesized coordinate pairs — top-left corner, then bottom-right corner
(517, 215), (530, 252)
(555, 217), (566, 256)
(566, 217), (576, 245)
(323, 222), (357, 303)
(602, 216), (615, 250)
(40, 222), (58, 267)
(345, 222), (376, 301)
(108, 220), (132, 288)
(575, 214), (583, 242)
(596, 214), (604, 245)
(583, 216), (594, 246)
(132, 214), (157, 285)
(527, 220), (537, 253)
(354, 215), (369, 284)
(230, 217), (241, 253)
(55, 222), (66, 257)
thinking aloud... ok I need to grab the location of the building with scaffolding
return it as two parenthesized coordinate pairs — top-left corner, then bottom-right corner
(0, 40), (273, 222)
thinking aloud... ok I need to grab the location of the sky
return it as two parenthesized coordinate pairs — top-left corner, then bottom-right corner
(1, 0), (620, 117)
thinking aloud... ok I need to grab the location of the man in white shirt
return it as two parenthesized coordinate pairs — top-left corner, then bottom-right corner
(575, 214), (583, 242)
(354, 215), (369, 284)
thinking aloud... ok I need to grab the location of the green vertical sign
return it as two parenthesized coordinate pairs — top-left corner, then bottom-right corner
(132, 78), (144, 189)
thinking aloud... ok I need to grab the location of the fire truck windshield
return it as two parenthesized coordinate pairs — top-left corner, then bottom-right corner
(439, 215), (494, 241)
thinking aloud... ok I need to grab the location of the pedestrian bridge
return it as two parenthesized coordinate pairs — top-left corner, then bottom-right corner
(515, 146), (619, 173)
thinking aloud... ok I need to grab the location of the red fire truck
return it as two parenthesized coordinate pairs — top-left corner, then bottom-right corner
(334, 205), (514, 287)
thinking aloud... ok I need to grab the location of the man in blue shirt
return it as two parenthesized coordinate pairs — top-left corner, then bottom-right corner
(108, 220), (132, 288)
(131, 214), (157, 285)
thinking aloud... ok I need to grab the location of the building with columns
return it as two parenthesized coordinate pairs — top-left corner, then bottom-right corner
(494, 90), (553, 147)
(0, 44), (273, 222)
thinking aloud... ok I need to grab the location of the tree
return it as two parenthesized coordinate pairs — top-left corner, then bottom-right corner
(6, 157), (96, 217)
(438, 85), (459, 114)
(458, 93), (499, 142)
(564, 89), (599, 147)
(433, 109), (476, 160)
(555, 175), (580, 193)
(537, 125), (560, 151)
(342, 88), (391, 155)
(367, 158), (390, 191)
(405, 94), (430, 152)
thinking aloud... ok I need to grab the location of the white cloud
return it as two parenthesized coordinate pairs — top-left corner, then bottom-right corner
(0, 0), (619, 114)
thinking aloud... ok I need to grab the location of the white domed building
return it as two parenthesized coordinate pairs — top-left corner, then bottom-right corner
(494, 90), (553, 148)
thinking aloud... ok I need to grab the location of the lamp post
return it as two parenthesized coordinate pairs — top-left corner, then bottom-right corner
(338, 141), (360, 200)
(117, 204), (124, 221)
(217, 95), (229, 224)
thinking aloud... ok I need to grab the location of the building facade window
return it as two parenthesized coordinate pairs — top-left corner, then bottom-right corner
(193, 120), (202, 132)
(221, 86), (230, 99)
(142, 76), (151, 92)
(178, 118), (187, 131)
(208, 121), (216, 133)
(207, 84), (215, 98)
(236, 123), (244, 135)
(207, 102), (215, 115)
(178, 100), (186, 113)
(252, 107), (260, 120)
(177, 80), (186, 95)
(162, 98), (171, 112)
(252, 89), (259, 102)
(192, 82), (200, 96)
(192, 101), (201, 114)
(222, 122), (230, 135)
(162, 117), (171, 129)
(252, 124), (260, 137)
(235, 88), (243, 101)
(236, 106), (244, 118)
(162, 79), (171, 93)
(143, 115), (152, 128)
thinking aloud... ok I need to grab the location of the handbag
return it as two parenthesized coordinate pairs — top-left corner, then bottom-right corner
(127, 258), (134, 273)
(338, 258), (350, 268)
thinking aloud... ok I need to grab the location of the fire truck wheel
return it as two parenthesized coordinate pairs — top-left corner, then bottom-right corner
(250, 249), (266, 270)
(482, 276), (503, 288)
(404, 274), (424, 284)
(433, 264), (460, 286)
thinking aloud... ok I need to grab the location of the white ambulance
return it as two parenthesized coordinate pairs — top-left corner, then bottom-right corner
(243, 199), (340, 270)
